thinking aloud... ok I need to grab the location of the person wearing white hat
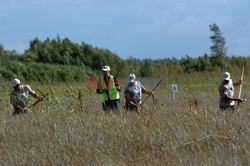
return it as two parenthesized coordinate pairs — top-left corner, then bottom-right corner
(10, 78), (42, 115)
(218, 72), (245, 111)
(124, 73), (153, 111)
(96, 66), (122, 111)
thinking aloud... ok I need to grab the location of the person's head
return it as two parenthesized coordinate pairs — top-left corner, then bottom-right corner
(12, 78), (21, 91)
(128, 73), (136, 84)
(102, 65), (110, 78)
(222, 72), (230, 84)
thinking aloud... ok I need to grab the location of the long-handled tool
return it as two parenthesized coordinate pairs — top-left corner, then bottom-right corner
(31, 92), (49, 107)
(32, 98), (43, 107)
(237, 66), (246, 111)
(238, 66), (244, 100)
(141, 78), (163, 107)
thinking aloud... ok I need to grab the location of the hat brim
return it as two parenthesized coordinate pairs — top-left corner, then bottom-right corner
(12, 83), (20, 87)
(102, 69), (109, 71)
(129, 78), (135, 82)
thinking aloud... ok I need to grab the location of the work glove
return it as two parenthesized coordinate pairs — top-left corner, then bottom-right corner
(116, 86), (122, 91)
(239, 98), (247, 103)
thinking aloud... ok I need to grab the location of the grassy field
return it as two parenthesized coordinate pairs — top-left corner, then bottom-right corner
(0, 74), (250, 165)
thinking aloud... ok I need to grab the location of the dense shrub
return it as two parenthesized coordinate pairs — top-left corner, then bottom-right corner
(0, 58), (96, 82)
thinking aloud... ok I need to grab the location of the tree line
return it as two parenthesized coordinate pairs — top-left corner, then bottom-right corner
(0, 23), (249, 82)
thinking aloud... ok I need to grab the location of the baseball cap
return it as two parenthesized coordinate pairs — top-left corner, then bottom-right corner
(223, 72), (230, 80)
(102, 65), (110, 72)
(128, 73), (136, 82)
(12, 78), (20, 87)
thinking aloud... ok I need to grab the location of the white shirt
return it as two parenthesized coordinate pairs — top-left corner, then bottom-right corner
(10, 85), (35, 105)
(125, 81), (145, 102)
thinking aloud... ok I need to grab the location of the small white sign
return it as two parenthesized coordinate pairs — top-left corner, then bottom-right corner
(172, 84), (178, 93)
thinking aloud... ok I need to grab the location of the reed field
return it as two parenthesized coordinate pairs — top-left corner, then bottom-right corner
(0, 73), (250, 165)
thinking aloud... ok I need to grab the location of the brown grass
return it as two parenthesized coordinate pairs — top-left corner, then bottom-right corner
(0, 81), (250, 166)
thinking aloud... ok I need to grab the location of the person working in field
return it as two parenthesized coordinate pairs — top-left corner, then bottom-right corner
(125, 73), (153, 111)
(96, 65), (122, 111)
(218, 72), (245, 111)
(10, 78), (42, 115)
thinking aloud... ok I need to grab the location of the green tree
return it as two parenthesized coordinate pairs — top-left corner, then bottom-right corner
(181, 55), (197, 73)
(209, 23), (227, 69)
(140, 59), (154, 77)
(0, 44), (4, 56)
(197, 54), (212, 71)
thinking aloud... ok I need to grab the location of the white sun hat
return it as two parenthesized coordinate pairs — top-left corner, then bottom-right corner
(102, 65), (110, 72)
(12, 78), (20, 87)
(129, 73), (136, 82)
(223, 72), (230, 81)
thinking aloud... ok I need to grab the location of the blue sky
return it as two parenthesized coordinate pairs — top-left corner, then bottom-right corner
(0, 0), (249, 59)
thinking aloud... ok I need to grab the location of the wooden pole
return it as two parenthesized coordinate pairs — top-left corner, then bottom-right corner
(238, 66), (244, 99)
(237, 66), (244, 112)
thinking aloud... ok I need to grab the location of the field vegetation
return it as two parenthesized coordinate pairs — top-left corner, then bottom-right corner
(0, 73), (249, 165)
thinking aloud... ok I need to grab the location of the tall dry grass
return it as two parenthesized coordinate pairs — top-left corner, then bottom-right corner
(0, 79), (250, 165)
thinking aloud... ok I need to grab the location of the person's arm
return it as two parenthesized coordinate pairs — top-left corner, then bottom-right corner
(96, 78), (108, 94)
(225, 95), (245, 102)
(142, 89), (153, 94)
(233, 80), (243, 87)
(31, 93), (43, 101)
(222, 88), (245, 102)
(140, 82), (153, 95)
(26, 85), (42, 101)
(13, 105), (26, 113)
(125, 94), (141, 110)
(96, 78), (102, 94)
(125, 97), (138, 107)
(124, 89), (137, 106)
(114, 77), (122, 91)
